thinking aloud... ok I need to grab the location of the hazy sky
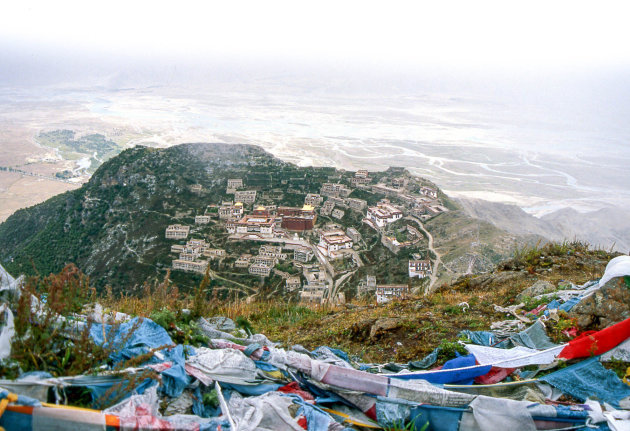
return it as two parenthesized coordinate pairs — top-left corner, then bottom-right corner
(1, 1), (629, 216)
(2, 1), (630, 86)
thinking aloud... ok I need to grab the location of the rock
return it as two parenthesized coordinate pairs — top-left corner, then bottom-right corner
(466, 271), (529, 290)
(349, 318), (376, 341)
(369, 318), (402, 340)
(206, 316), (236, 332)
(516, 280), (555, 301)
(163, 390), (194, 415)
(571, 276), (630, 329)
(197, 317), (237, 340)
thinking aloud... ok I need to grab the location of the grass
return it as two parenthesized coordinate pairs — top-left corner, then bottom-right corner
(510, 240), (593, 270)
(385, 418), (428, 431)
(521, 294), (558, 311)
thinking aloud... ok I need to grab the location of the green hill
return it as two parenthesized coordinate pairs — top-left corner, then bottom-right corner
(0, 143), (528, 297)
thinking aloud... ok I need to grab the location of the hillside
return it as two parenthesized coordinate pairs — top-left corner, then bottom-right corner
(243, 242), (619, 362)
(541, 206), (630, 252)
(458, 198), (630, 253)
(0, 143), (528, 298)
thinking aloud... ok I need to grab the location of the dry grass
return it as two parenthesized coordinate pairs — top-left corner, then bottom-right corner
(67, 242), (624, 364)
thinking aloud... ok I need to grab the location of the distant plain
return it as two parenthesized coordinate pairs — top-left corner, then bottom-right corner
(1, 85), (628, 226)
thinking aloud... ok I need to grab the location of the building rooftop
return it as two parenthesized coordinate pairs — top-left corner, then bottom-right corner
(320, 229), (352, 245)
(237, 215), (275, 225)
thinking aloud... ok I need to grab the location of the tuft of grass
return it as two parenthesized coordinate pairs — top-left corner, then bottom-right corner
(511, 240), (593, 269)
(6, 265), (110, 378)
(385, 417), (429, 431)
(545, 313), (579, 343)
(602, 358), (630, 381)
(436, 340), (468, 363)
(521, 295), (557, 311)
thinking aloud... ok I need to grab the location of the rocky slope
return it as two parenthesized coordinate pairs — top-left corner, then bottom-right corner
(242, 242), (621, 362)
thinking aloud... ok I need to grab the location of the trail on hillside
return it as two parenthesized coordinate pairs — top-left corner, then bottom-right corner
(406, 215), (442, 294)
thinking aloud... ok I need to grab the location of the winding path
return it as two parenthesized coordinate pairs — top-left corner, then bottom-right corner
(405, 216), (442, 294)
(206, 267), (256, 295)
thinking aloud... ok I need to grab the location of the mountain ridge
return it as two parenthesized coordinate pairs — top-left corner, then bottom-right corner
(0, 142), (533, 297)
(457, 198), (629, 253)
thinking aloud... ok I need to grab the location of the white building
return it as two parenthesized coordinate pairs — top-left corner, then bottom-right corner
(251, 255), (278, 267)
(185, 238), (208, 250)
(173, 259), (208, 274)
(305, 194), (324, 206)
(227, 178), (243, 192)
(318, 229), (353, 258)
(286, 277), (301, 291)
(409, 259), (432, 278)
(351, 177), (372, 186)
(376, 285), (409, 304)
(294, 247), (314, 263)
(204, 248), (226, 259)
(226, 215), (275, 237)
(320, 201), (335, 216)
(327, 197), (347, 208)
(171, 244), (185, 254)
(171, 238), (210, 270)
(357, 275), (377, 296)
(346, 227), (362, 243)
(165, 224), (190, 239)
(426, 204), (449, 216)
(420, 186), (438, 199)
(391, 177), (407, 189)
(234, 255), (252, 268)
(249, 263), (271, 277)
(259, 245), (287, 260)
(195, 215), (211, 224)
(366, 203), (403, 228)
(300, 281), (328, 304)
(234, 190), (257, 204)
(179, 252), (199, 262)
(320, 183), (351, 198)
(346, 198), (367, 211)
(218, 203), (244, 220)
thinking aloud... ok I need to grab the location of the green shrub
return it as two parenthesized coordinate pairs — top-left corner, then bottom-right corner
(5, 265), (109, 378)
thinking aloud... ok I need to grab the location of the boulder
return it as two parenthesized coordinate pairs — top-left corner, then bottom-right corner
(369, 318), (402, 340)
(163, 390), (194, 415)
(571, 276), (630, 329)
(206, 316), (237, 332)
(349, 318), (376, 341)
(516, 280), (555, 301)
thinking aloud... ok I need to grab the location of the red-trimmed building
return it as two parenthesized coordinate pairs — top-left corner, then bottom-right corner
(278, 205), (317, 231)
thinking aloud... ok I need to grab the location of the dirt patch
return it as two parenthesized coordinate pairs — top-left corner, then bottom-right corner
(0, 172), (79, 221)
